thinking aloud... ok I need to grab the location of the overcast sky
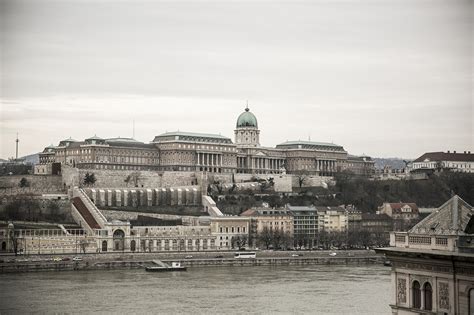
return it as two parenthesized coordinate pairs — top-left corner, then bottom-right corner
(1, 0), (472, 159)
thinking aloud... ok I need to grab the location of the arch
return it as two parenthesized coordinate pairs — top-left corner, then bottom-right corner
(101, 240), (108, 252)
(130, 240), (136, 252)
(113, 229), (125, 251)
(423, 282), (432, 310)
(1, 241), (6, 251)
(412, 281), (421, 309)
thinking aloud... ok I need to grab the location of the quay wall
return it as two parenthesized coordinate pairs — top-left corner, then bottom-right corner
(0, 251), (384, 273)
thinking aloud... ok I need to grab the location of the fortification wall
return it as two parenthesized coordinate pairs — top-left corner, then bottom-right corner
(0, 195), (73, 222)
(210, 173), (292, 193)
(0, 175), (64, 196)
(62, 166), (201, 189)
(292, 175), (333, 188)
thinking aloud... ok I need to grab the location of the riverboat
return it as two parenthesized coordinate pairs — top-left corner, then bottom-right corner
(145, 262), (187, 272)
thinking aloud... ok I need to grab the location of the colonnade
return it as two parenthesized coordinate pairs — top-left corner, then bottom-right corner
(317, 159), (337, 175)
(236, 156), (285, 174)
(197, 152), (222, 166)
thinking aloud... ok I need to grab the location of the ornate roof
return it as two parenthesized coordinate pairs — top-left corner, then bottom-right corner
(236, 107), (258, 128)
(409, 195), (474, 236)
(85, 135), (104, 141)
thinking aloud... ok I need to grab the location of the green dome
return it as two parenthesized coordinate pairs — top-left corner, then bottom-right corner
(236, 107), (258, 128)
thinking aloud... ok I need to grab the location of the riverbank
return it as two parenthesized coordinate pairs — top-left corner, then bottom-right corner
(0, 250), (385, 273)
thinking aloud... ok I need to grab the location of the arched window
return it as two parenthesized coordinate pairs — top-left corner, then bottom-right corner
(469, 288), (474, 315)
(130, 240), (136, 252)
(102, 240), (108, 252)
(424, 282), (432, 311)
(412, 281), (421, 309)
(1, 241), (6, 251)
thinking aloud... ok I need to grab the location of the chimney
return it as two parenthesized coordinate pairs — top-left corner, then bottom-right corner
(469, 151), (471, 154)
(453, 150), (456, 154)
(447, 150), (450, 153)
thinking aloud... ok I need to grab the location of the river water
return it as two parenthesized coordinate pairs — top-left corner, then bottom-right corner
(0, 265), (391, 314)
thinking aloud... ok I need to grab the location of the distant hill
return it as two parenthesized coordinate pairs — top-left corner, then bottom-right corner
(0, 153), (40, 164)
(21, 153), (40, 164)
(373, 157), (411, 170)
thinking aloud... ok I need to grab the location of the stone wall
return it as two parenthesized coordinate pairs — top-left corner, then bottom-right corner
(0, 175), (64, 196)
(0, 195), (73, 222)
(292, 175), (334, 188)
(210, 173), (292, 193)
(62, 166), (202, 189)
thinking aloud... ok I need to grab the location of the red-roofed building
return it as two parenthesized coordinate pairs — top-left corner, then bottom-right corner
(410, 151), (474, 173)
(378, 202), (419, 221)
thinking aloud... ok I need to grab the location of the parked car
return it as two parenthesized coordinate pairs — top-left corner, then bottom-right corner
(72, 257), (83, 261)
(62, 257), (71, 261)
(184, 255), (193, 259)
(291, 253), (303, 257)
(329, 252), (337, 256)
(214, 255), (224, 259)
(53, 257), (62, 262)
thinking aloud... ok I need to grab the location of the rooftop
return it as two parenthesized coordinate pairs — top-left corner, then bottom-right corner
(154, 131), (232, 141)
(409, 195), (474, 236)
(276, 140), (343, 148)
(413, 151), (474, 163)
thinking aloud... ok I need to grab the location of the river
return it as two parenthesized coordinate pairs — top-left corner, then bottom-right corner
(0, 265), (391, 314)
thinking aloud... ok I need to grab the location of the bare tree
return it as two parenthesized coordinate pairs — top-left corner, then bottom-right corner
(257, 227), (274, 249)
(124, 171), (142, 187)
(79, 239), (89, 254)
(293, 170), (310, 188)
(231, 235), (248, 249)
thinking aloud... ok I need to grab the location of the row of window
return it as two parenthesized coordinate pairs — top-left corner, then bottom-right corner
(219, 226), (247, 233)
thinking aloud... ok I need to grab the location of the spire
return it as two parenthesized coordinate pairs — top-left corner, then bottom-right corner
(15, 132), (19, 160)
(245, 100), (249, 112)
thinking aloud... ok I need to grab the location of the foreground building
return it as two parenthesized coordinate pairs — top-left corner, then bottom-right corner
(377, 195), (474, 314)
(35, 106), (373, 176)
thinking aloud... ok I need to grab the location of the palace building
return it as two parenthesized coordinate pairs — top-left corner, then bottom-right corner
(35, 106), (371, 176)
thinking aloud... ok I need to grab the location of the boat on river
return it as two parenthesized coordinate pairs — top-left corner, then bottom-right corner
(145, 261), (187, 272)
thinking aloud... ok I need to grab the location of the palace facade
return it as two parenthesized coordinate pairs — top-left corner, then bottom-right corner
(36, 106), (372, 176)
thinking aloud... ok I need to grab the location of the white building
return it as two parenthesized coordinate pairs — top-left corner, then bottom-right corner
(410, 151), (474, 173)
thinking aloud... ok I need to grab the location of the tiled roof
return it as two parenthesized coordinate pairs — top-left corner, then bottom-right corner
(413, 152), (474, 163)
(286, 205), (316, 211)
(388, 203), (418, 212)
(315, 206), (346, 212)
(240, 209), (256, 216)
(409, 195), (474, 235)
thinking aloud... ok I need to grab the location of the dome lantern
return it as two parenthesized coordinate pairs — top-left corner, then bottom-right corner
(236, 106), (258, 128)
